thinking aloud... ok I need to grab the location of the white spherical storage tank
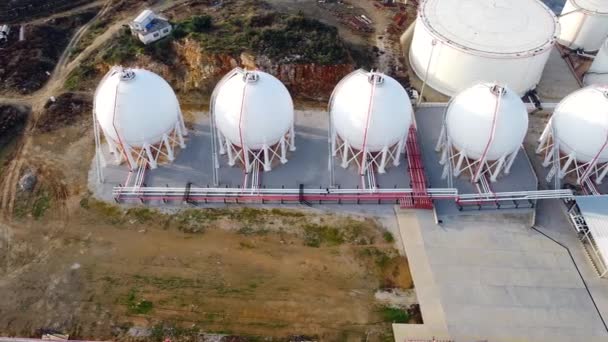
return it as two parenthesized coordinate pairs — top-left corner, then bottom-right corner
(435, 83), (528, 183)
(558, 0), (608, 52)
(537, 85), (608, 185)
(329, 69), (413, 175)
(409, 0), (559, 97)
(584, 38), (608, 85)
(93, 66), (187, 172)
(211, 68), (295, 173)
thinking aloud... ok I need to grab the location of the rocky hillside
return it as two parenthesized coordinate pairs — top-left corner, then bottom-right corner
(66, 0), (373, 103)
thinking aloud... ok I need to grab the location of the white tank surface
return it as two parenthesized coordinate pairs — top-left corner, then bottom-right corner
(94, 67), (187, 170)
(558, 0), (608, 52)
(410, 0), (559, 97)
(552, 86), (608, 163)
(584, 38), (608, 85)
(211, 68), (295, 172)
(537, 85), (608, 185)
(329, 69), (412, 174)
(436, 83), (528, 182)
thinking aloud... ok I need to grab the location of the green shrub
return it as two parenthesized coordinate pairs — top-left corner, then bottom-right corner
(191, 15), (212, 32)
(379, 306), (409, 323)
(32, 193), (50, 219)
(126, 289), (153, 314)
(303, 224), (344, 247)
(383, 231), (395, 243)
(64, 63), (96, 91)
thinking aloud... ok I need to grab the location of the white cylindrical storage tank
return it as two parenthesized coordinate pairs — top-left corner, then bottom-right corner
(584, 38), (608, 85)
(410, 0), (559, 97)
(558, 0), (608, 52)
(211, 68), (295, 172)
(436, 83), (528, 182)
(330, 69), (413, 175)
(537, 85), (608, 184)
(94, 66), (187, 171)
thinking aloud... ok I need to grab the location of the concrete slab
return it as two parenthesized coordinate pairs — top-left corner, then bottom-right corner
(393, 206), (608, 341)
(91, 110), (412, 202)
(415, 106), (539, 216)
(536, 47), (582, 102)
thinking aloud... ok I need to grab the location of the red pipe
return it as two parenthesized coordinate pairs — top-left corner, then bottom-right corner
(473, 86), (502, 182)
(111, 74), (133, 171)
(359, 73), (378, 188)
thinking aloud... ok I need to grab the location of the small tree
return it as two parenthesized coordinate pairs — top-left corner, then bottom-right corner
(191, 15), (212, 32)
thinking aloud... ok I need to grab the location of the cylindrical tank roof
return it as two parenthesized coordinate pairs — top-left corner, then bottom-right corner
(418, 0), (558, 57)
(584, 38), (608, 85)
(94, 67), (181, 148)
(558, 0), (608, 51)
(213, 69), (294, 150)
(552, 85), (608, 163)
(569, 0), (608, 14)
(330, 70), (413, 152)
(446, 83), (529, 161)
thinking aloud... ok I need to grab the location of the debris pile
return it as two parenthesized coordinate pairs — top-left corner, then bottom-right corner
(37, 92), (92, 133)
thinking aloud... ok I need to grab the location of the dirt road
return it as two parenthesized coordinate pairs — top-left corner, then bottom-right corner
(0, 0), (191, 218)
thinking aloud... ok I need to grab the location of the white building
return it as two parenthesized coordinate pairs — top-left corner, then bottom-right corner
(0, 25), (9, 44)
(129, 9), (172, 45)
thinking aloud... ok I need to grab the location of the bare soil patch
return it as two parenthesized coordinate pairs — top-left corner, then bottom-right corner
(0, 204), (415, 341)
(0, 0), (92, 23)
(37, 92), (92, 133)
(0, 9), (98, 94)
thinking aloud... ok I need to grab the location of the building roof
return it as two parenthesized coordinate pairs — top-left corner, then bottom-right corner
(134, 9), (154, 24)
(576, 195), (608, 267)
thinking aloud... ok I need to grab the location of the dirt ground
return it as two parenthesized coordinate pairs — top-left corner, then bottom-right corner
(0, 0), (94, 23)
(0, 197), (415, 340)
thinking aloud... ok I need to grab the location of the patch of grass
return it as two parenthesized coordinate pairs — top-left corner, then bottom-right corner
(379, 306), (409, 323)
(31, 192), (51, 219)
(172, 209), (219, 233)
(303, 223), (344, 247)
(269, 208), (305, 217)
(358, 247), (394, 270)
(126, 207), (157, 224)
(102, 28), (144, 64)
(237, 225), (268, 236)
(64, 62), (96, 91)
(126, 289), (153, 314)
(86, 198), (124, 224)
(239, 241), (255, 249)
(383, 231), (395, 243)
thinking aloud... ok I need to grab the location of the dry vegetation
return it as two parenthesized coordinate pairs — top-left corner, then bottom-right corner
(1, 195), (414, 340)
